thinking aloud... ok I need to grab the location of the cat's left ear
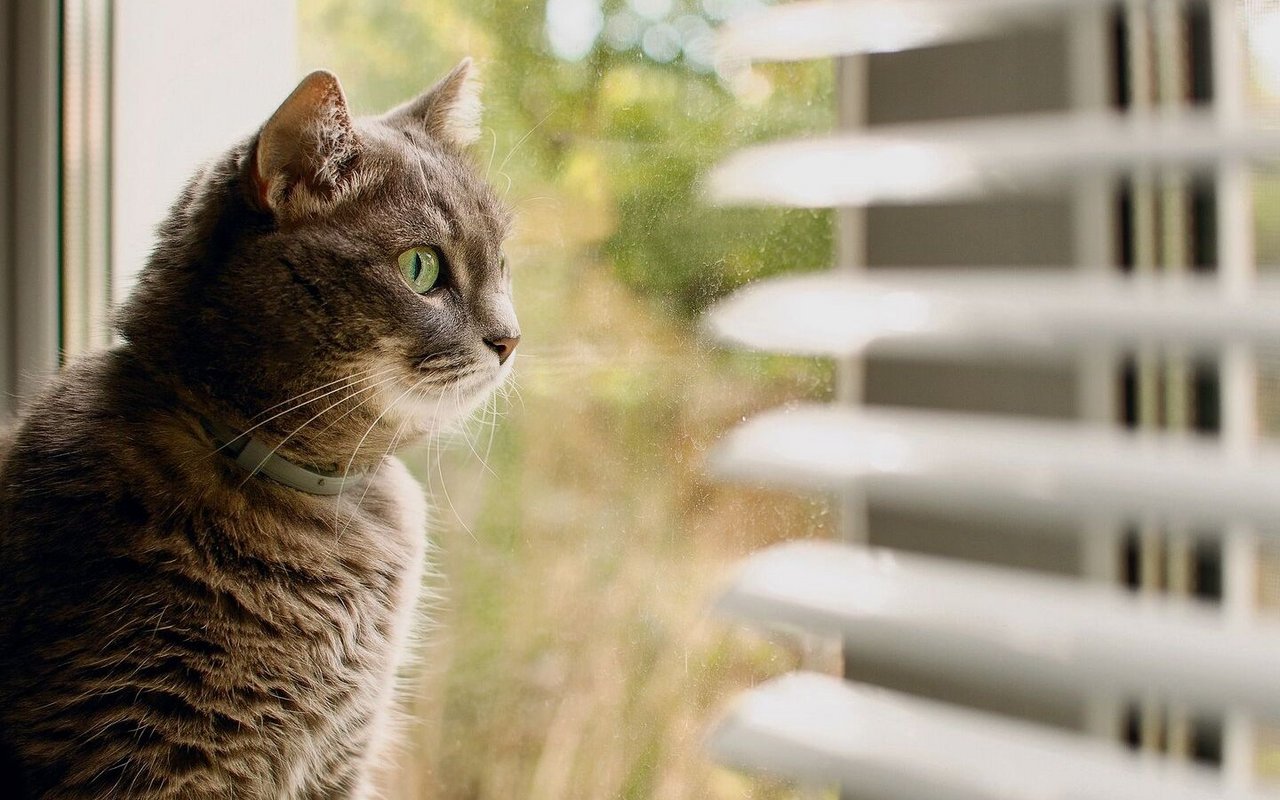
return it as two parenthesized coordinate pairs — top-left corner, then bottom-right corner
(384, 58), (482, 149)
(252, 70), (359, 217)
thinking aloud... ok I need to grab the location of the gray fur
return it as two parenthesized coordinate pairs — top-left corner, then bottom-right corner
(0, 61), (515, 798)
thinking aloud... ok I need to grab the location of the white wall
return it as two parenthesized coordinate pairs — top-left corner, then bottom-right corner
(112, 0), (297, 301)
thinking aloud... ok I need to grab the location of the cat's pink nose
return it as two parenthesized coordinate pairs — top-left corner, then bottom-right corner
(485, 335), (520, 365)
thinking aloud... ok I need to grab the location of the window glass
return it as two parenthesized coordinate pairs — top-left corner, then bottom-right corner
(1247, 0), (1280, 784)
(300, 1), (836, 796)
(1251, 0), (1280, 268)
(1246, 7), (1279, 476)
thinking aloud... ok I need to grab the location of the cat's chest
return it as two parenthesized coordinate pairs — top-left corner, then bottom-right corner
(224, 463), (428, 792)
(212, 461), (428, 718)
(262, 463), (426, 662)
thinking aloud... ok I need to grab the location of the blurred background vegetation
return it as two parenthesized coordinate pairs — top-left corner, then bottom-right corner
(303, 0), (833, 320)
(301, 1), (838, 797)
(301, 1), (1280, 795)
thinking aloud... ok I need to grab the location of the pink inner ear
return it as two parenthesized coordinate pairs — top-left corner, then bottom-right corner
(251, 147), (273, 211)
(253, 70), (356, 214)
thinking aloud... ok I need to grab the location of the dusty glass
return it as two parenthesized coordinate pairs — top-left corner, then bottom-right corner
(301, 1), (837, 797)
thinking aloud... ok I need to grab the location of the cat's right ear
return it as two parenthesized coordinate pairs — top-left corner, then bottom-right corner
(251, 70), (359, 218)
(383, 58), (482, 149)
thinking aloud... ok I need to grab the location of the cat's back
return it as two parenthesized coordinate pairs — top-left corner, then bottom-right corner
(0, 352), (137, 798)
(0, 351), (172, 694)
(0, 350), (162, 577)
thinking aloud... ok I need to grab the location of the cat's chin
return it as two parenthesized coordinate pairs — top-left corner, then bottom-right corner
(382, 366), (507, 440)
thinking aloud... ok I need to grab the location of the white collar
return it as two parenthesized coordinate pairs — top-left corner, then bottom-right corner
(203, 417), (365, 496)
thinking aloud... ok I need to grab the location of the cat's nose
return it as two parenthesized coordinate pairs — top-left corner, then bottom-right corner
(485, 335), (520, 365)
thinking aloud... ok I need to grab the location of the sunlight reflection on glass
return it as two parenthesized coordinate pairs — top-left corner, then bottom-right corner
(1247, 8), (1280, 99)
(546, 0), (605, 61)
(737, 545), (901, 621)
(708, 138), (975, 206)
(708, 278), (936, 355)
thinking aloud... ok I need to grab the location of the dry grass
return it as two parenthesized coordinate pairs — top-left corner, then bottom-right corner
(377, 209), (836, 798)
(296, 5), (839, 793)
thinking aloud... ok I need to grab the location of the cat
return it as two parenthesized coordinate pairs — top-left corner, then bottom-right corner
(0, 58), (517, 798)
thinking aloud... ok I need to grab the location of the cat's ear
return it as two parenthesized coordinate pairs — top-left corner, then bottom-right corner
(252, 70), (359, 216)
(384, 58), (482, 149)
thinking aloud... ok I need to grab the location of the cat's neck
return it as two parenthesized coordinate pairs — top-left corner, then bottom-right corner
(112, 344), (411, 481)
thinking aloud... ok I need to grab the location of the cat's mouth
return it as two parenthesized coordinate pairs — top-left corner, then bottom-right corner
(394, 359), (503, 414)
(412, 352), (475, 378)
(411, 350), (504, 384)
(383, 356), (507, 436)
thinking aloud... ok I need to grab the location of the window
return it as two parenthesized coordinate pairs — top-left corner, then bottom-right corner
(4, 1), (1280, 798)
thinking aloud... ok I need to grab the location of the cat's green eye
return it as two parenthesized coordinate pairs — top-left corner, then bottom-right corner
(398, 246), (442, 294)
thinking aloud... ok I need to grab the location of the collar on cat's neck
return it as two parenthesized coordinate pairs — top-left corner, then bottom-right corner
(201, 417), (365, 496)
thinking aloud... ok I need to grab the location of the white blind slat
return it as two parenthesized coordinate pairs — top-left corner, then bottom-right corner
(718, 541), (1280, 719)
(713, 405), (1280, 531)
(717, 0), (1122, 63)
(707, 271), (1280, 358)
(707, 112), (1280, 208)
(709, 672), (1277, 800)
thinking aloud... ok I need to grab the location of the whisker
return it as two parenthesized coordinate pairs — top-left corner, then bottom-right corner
(495, 109), (554, 179)
(505, 375), (527, 412)
(484, 126), (498, 180)
(308, 373), (422, 439)
(334, 373), (432, 539)
(511, 195), (557, 212)
(426, 390), (478, 544)
(455, 384), (497, 479)
(211, 366), (399, 458)
(336, 376), (427, 543)
(237, 373), (404, 486)
(481, 390), (501, 469)
(249, 365), (391, 421)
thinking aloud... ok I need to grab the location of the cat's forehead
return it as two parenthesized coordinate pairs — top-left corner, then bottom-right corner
(359, 118), (512, 245)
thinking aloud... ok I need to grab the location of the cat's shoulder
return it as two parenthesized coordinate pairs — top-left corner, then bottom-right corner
(1, 353), (120, 489)
(8, 349), (155, 445)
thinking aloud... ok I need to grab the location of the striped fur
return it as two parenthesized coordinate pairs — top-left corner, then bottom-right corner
(0, 61), (515, 798)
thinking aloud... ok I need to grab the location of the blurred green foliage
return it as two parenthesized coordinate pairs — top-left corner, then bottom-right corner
(301, 6), (837, 796)
(302, 0), (833, 321)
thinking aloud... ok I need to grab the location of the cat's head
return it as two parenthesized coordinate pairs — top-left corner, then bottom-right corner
(118, 61), (517, 464)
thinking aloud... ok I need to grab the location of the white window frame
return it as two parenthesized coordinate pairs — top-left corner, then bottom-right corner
(0, 0), (296, 416)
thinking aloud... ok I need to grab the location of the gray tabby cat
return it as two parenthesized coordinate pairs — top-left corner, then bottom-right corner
(0, 59), (517, 798)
